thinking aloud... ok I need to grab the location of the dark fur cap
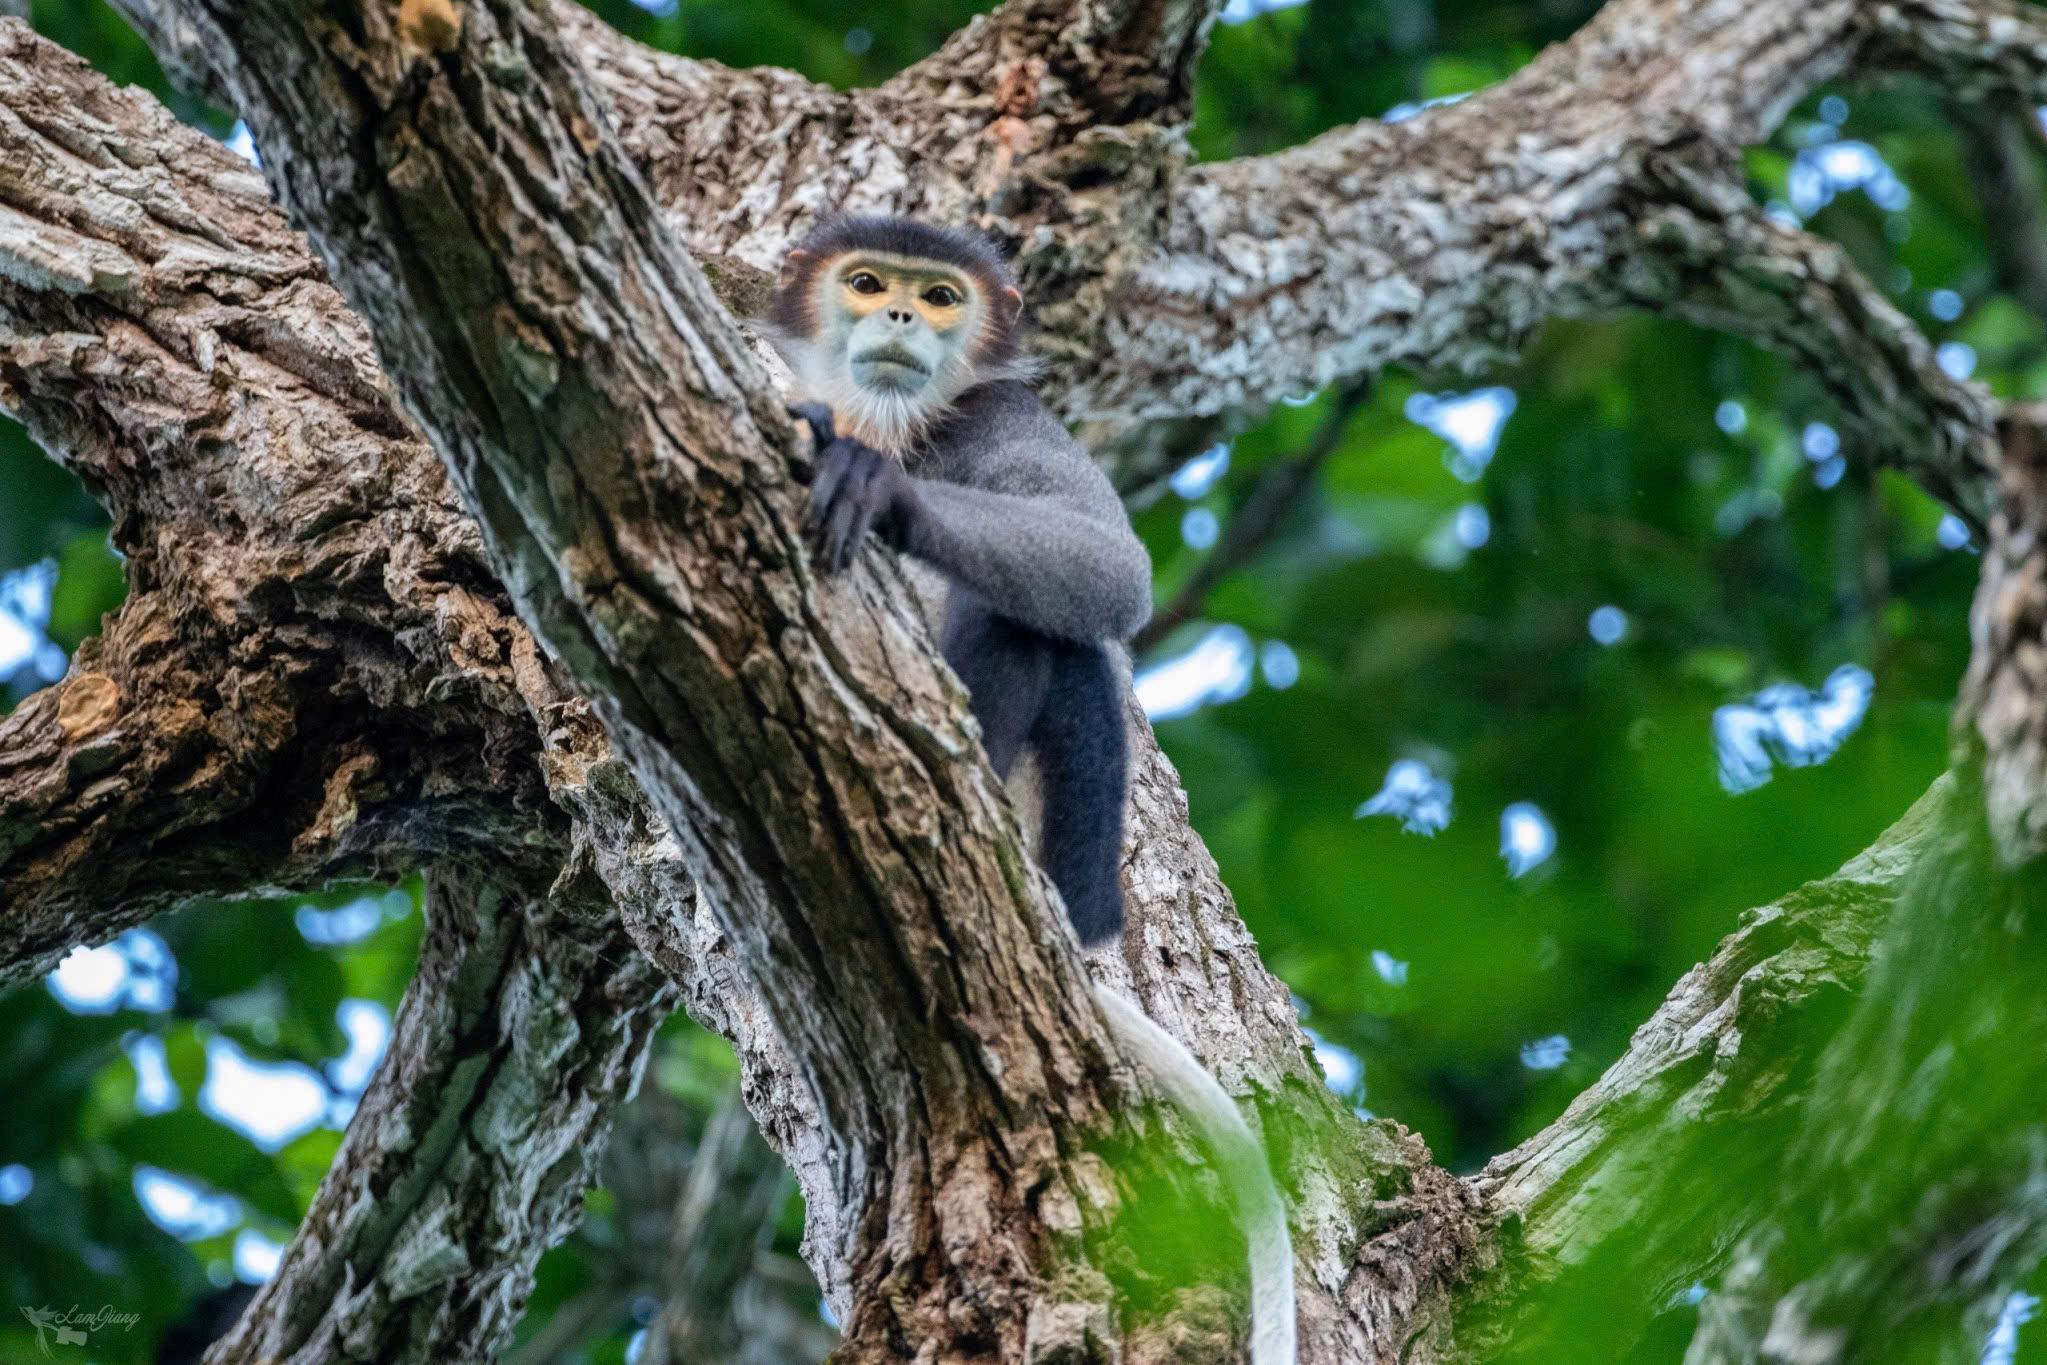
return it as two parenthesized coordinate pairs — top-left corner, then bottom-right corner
(775, 215), (1025, 372)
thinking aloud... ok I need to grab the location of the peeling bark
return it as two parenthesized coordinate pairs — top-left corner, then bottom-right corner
(211, 866), (674, 1365)
(0, 21), (573, 981)
(2, 0), (2044, 1359)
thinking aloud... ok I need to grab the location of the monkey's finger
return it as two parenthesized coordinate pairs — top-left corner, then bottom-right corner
(824, 455), (880, 573)
(806, 442), (852, 535)
(810, 451), (865, 569)
(835, 458), (886, 571)
(843, 493), (883, 571)
(822, 475), (869, 573)
(788, 402), (837, 448)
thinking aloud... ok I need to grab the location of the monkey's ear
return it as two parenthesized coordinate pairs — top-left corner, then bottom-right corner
(778, 249), (813, 291)
(1001, 285), (1025, 327)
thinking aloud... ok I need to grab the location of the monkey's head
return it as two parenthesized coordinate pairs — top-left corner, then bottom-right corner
(773, 217), (1030, 451)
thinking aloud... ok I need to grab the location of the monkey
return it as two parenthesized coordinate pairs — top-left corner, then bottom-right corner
(774, 215), (1296, 1364)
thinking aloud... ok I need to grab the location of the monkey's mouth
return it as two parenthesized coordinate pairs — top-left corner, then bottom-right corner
(854, 346), (930, 377)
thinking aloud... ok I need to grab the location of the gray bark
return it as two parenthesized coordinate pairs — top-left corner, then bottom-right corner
(1, 0), (2044, 1359)
(215, 865), (673, 1364)
(1673, 408), (2047, 1364)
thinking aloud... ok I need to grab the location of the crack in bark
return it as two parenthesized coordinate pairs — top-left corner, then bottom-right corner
(3, 0), (2045, 1357)
(206, 866), (675, 1365)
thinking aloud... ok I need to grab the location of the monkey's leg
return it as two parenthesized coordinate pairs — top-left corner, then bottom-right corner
(939, 593), (1052, 779)
(1031, 642), (1129, 947)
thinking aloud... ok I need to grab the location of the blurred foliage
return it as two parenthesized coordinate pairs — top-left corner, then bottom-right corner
(3, 0), (2045, 1360)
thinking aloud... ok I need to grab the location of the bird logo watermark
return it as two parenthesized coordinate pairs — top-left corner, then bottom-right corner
(19, 1305), (140, 1356)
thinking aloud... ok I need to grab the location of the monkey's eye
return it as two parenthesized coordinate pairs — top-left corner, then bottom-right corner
(923, 285), (962, 308)
(847, 272), (885, 295)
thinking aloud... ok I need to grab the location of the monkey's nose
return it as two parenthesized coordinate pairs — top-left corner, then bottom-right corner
(886, 306), (915, 324)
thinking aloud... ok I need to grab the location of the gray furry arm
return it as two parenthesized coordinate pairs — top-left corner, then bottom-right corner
(901, 476), (1152, 642)
(793, 381), (1150, 640)
(897, 380), (1151, 642)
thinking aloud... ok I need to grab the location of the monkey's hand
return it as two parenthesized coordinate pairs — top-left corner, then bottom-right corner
(788, 401), (840, 456)
(793, 404), (922, 573)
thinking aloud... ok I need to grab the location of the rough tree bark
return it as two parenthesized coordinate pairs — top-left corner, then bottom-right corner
(1677, 408), (2047, 1365)
(3, 0), (2046, 1360)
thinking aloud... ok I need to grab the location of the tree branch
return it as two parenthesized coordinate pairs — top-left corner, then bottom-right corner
(1647, 253), (2047, 1361)
(1682, 776), (2047, 1362)
(0, 24), (1380, 1355)
(1867, 0), (2047, 106)
(1462, 776), (1957, 1356)
(11, 0), (2046, 1356)
(1132, 380), (1372, 656)
(206, 865), (674, 1365)
(567, 0), (2039, 529)
(125, 2), (1353, 1358)
(1961, 403), (2047, 866)
(0, 21), (574, 981)
(125, 0), (2022, 540)
(893, 0), (1225, 128)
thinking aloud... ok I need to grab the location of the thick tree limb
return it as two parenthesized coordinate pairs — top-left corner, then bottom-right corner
(1961, 403), (2047, 866)
(0, 24), (1378, 1358)
(1462, 777), (1956, 1357)
(7, 0), (2047, 1357)
(568, 0), (2039, 529)
(0, 22), (572, 981)
(85, 3), (1368, 1359)
(205, 865), (673, 1365)
(896, 0), (1222, 127)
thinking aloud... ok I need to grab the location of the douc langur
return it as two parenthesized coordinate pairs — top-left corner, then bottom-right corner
(773, 215), (1296, 1364)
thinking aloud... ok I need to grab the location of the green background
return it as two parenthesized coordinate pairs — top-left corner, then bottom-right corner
(1, 0), (2038, 1359)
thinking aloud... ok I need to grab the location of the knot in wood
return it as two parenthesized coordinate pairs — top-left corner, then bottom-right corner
(399, 0), (464, 56)
(55, 673), (120, 739)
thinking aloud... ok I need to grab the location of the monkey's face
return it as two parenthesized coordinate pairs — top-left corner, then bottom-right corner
(823, 253), (983, 401)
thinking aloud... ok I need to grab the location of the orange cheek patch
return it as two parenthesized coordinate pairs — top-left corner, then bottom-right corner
(840, 288), (890, 317)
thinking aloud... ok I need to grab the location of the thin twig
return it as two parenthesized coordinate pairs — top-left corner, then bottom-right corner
(1954, 97), (2047, 325)
(1132, 378), (1373, 656)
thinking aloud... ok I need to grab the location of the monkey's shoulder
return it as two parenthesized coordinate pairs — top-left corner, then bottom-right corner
(916, 380), (1083, 477)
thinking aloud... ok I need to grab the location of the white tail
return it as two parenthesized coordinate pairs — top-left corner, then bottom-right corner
(1092, 983), (1297, 1365)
